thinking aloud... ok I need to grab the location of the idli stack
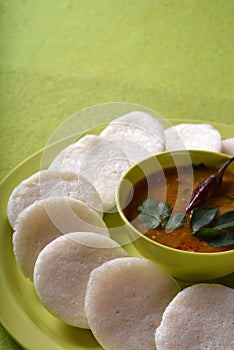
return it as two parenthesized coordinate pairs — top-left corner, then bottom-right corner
(50, 134), (131, 211)
(34, 232), (128, 328)
(13, 197), (109, 280)
(48, 112), (166, 211)
(7, 169), (103, 228)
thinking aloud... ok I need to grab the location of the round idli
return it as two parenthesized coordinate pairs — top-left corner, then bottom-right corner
(79, 145), (130, 212)
(34, 232), (128, 328)
(48, 145), (70, 171)
(221, 137), (234, 156)
(100, 111), (165, 163)
(165, 123), (222, 152)
(49, 134), (100, 173)
(49, 134), (131, 212)
(155, 283), (234, 350)
(85, 257), (180, 350)
(13, 197), (109, 280)
(7, 169), (103, 228)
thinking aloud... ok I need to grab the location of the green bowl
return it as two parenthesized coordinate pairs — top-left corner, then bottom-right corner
(116, 150), (234, 282)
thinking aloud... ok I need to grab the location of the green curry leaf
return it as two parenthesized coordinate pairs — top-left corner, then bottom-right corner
(164, 213), (186, 231)
(194, 228), (234, 247)
(158, 202), (172, 219)
(138, 198), (159, 216)
(137, 199), (162, 229)
(137, 199), (185, 231)
(191, 207), (219, 233)
(213, 210), (234, 230)
(192, 208), (234, 247)
(138, 212), (161, 229)
(137, 198), (234, 248)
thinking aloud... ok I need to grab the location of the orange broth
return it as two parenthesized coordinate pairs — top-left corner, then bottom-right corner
(124, 164), (234, 253)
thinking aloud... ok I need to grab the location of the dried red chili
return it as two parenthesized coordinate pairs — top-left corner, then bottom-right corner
(186, 157), (234, 212)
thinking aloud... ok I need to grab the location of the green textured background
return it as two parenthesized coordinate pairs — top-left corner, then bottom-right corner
(0, 1), (233, 349)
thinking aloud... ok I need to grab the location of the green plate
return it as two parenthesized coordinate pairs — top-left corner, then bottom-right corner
(0, 120), (234, 350)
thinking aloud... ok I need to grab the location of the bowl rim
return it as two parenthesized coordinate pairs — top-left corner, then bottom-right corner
(116, 149), (234, 257)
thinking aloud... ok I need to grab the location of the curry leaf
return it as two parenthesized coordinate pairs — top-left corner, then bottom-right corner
(138, 199), (185, 231)
(194, 227), (223, 238)
(158, 202), (172, 219)
(138, 212), (161, 229)
(194, 228), (234, 247)
(138, 199), (162, 229)
(208, 233), (234, 247)
(213, 210), (234, 230)
(138, 198), (159, 216)
(191, 207), (219, 233)
(164, 213), (186, 231)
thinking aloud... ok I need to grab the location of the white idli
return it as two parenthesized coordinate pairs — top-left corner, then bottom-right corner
(13, 197), (109, 280)
(7, 169), (103, 228)
(79, 144), (130, 212)
(49, 134), (100, 173)
(34, 232), (128, 328)
(155, 283), (234, 350)
(49, 134), (131, 211)
(165, 123), (222, 152)
(100, 111), (165, 162)
(48, 145), (70, 171)
(221, 137), (234, 156)
(85, 257), (180, 350)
